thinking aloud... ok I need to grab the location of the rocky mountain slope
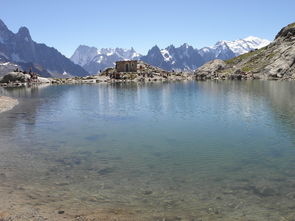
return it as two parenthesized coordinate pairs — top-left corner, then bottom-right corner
(72, 37), (270, 74)
(195, 23), (295, 80)
(71, 46), (140, 74)
(0, 19), (88, 77)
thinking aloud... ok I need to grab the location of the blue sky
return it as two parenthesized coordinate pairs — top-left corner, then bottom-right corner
(2, 0), (295, 57)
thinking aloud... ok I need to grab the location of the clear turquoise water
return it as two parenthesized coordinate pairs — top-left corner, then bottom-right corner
(1, 81), (295, 220)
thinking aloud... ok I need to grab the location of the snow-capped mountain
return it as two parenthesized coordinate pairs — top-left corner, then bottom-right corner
(71, 36), (270, 73)
(0, 19), (88, 77)
(142, 36), (270, 71)
(71, 46), (141, 74)
(223, 36), (270, 55)
(199, 36), (271, 62)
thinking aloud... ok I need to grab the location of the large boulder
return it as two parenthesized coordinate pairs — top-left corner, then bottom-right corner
(195, 59), (226, 79)
(0, 72), (31, 83)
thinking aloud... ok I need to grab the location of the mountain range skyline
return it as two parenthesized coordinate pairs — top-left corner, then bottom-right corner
(71, 36), (270, 74)
(70, 35), (270, 58)
(0, 17), (272, 77)
(2, 0), (294, 58)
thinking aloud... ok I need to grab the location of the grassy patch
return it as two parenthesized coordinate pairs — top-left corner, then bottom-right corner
(266, 53), (276, 59)
(241, 66), (252, 72)
(218, 68), (234, 75)
(287, 22), (295, 29)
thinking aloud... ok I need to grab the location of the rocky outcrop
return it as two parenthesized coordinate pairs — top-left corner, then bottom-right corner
(0, 72), (31, 83)
(195, 59), (226, 80)
(275, 23), (295, 40)
(195, 22), (295, 80)
(101, 61), (194, 82)
(0, 71), (52, 86)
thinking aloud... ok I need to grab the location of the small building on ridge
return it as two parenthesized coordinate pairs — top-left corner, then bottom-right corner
(115, 60), (144, 73)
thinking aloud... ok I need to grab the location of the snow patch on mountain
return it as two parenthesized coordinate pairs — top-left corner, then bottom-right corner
(161, 49), (173, 62)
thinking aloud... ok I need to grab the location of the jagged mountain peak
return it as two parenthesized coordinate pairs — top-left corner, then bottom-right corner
(150, 45), (161, 51)
(16, 26), (32, 41)
(180, 43), (191, 49)
(147, 45), (163, 57)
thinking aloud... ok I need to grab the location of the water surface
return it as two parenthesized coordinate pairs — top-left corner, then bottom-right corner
(1, 81), (295, 220)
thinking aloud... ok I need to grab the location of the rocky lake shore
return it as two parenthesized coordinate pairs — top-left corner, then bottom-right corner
(0, 69), (195, 88)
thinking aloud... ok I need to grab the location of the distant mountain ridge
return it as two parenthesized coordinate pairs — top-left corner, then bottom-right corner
(0, 19), (88, 77)
(71, 37), (270, 74)
(71, 46), (141, 74)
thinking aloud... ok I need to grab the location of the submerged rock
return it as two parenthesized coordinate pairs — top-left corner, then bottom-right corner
(97, 167), (115, 175)
(0, 96), (18, 113)
(250, 184), (278, 197)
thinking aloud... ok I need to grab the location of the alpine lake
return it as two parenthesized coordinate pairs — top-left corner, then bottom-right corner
(1, 80), (295, 221)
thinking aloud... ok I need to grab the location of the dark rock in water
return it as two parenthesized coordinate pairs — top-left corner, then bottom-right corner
(57, 210), (65, 214)
(143, 190), (153, 195)
(97, 167), (115, 175)
(251, 185), (277, 197)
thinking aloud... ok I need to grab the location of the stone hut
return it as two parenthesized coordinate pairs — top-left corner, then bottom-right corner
(115, 60), (144, 72)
